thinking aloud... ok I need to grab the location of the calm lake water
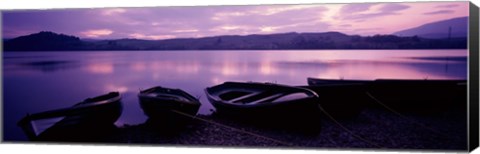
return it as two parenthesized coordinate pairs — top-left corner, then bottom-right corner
(2, 50), (467, 141)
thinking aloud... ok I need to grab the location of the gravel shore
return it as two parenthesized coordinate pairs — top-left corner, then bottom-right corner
(91, 103), (467, 151)
(26, 95), (467, 152)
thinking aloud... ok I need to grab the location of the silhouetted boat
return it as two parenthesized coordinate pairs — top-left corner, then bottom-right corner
(205, 82), (322, 130)
(300, 84), (369, 118)
(138, 86), (201, 124)
(307, 77), (371, 86)
(307, 77), (466, 86)
(17, 92), (122, 141)
(308, 77), (467, 113)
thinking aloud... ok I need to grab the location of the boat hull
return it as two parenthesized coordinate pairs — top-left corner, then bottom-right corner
(307, 77), (467, 113)
(205, 82), (322, 131)
(367, 80), (467, 112)
(307, 77), (371, 86)
(18, 92), (123, 141)
(300, 84), (370, 118)
(138, 86), (201, 126)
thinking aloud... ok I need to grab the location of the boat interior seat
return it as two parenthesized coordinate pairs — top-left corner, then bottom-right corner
(228, 92), (262, 103)
(272, 92), (309, 103)
(248, 93), (285, 104)
(149, 93), (189, 102)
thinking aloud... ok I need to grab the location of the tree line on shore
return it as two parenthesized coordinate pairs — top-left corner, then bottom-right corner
(3, 31), (467, 51)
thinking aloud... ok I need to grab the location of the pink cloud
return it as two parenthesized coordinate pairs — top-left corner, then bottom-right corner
(339, 3), (410, 20)
(173, 29), (199, 33)
(331, 2), (468, 35)
(101, 8), (126, 16)
(128, 33), (176, 40)
(424, 10), (455, 15)
(80, 29), (113, 38)
(435, 4), (460, 8)
(3, 2), (470, 39)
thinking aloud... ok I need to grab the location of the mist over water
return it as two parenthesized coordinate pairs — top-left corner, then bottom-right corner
(3, 50), (467, 141)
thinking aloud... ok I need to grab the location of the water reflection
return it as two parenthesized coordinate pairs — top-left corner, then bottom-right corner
(219, 62), (243, 76)
(105, 84), (129, 93)
(314, 62), (455, 80)
(130, 62), (147, 72)
(5, 60), (80, 73)
(3, 50), (468, 141)
(150, 61), (200, 74)
(406, 56), (468, 62)
(85, 62), (114, 74)
(278, 58), (467, 80)
(174, 61), (200, 74)
(259, 61), (277, 75)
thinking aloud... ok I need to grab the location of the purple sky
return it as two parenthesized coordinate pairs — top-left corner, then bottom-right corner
(2, 2), (469, 40)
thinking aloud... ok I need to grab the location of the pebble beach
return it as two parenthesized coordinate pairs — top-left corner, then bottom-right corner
(46, 102), (468, 152)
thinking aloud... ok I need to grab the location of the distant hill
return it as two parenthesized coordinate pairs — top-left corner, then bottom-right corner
(4, 31), (85, 51)
(393, 16), (468, 39)
(3, 31), (467, 51)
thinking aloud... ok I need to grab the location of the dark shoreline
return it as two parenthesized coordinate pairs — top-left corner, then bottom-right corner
(19, 104), (467, 151)
(4, 31), (467, 51)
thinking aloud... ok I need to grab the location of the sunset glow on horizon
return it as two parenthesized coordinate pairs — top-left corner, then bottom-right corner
(2, 1), (469, 40)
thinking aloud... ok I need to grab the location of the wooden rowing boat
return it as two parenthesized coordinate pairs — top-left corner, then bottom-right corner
(307, 77), (467, 113)
(205, 82), (322, 131)
(138, 86), (201, 126)
(17, 92), (122, 141)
